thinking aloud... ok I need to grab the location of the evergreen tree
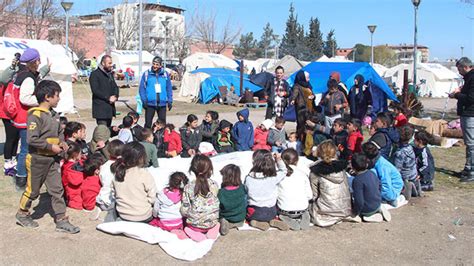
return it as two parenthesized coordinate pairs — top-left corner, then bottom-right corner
(295, 24), (308, 60)
(258, 23), (276, 58)
(305, 17), (324, 61)
(233, 32), (258, 59)
(279, 3), (299, 58)
(323, 29), (338, 57)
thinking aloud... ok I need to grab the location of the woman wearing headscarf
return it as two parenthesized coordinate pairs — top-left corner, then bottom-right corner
(348, 74), (372, 120)
(290, 71), (315, 141)
(329, 71), (349, 99)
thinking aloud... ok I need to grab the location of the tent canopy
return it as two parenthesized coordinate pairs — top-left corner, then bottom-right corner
(317, 55), (353, 63)
(183, 53), (238, 72)
(191, 68), (263, 104)
(99, 50), (155, 75)
(268, 55), (306, 75)
(0, 37), (76, 113)
(288, 62), (398, 101)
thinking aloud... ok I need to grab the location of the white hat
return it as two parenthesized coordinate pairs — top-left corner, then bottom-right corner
(261, 119), (274, 130)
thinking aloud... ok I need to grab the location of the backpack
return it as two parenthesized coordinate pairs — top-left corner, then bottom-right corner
(2, 81), (19, 119)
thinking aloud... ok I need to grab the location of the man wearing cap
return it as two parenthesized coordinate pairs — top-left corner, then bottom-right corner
(8, 48), (46, 190)
(449, 57), (474, 183)
(139, 56), (173, 128)
(89, 55), (119, 127)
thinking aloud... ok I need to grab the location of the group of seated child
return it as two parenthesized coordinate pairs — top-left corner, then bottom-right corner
(58, 104), (434, 241)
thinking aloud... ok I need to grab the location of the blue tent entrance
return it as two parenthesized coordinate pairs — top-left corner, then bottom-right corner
(288, 62), (398, 115)
(191, 68), (264, 104)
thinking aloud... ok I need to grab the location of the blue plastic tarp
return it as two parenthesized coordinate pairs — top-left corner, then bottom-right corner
(191, 68), (264, 104)
(288, 62), (398, 101)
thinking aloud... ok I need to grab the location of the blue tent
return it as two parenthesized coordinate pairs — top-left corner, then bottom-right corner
(288, 62), (397, 100)
(191, 68), (264, 104)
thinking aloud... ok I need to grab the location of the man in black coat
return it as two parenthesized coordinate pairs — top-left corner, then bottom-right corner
(450, 57), (474, 182)
(265, 65), (290, 119)
(89, 55), (119, 127)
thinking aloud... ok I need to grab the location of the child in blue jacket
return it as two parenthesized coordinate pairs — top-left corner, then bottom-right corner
(414, 131), (435, 191)
(231, 109), (254, 151)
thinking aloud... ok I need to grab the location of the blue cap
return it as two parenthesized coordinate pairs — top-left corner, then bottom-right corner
(20, 48), (40, 63)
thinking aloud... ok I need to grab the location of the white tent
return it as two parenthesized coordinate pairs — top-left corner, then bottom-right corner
(99, 50), (155, 76)
(317, 55), (353, 63)
(384, 63), (462, 97)
(53, 44), (79, 62)
(255, 58), (278, 72)
(182, 53), (238, 72)
(0, 37), (77, 114)
(372, 63), (388, 76)
(177, 72), (210, 102)
(268, 55), (306, 75)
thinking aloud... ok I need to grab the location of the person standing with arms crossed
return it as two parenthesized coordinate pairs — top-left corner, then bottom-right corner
(139, 56), (173, 128)
(264, 66), (290, 119)
(89, 55), (119, 127)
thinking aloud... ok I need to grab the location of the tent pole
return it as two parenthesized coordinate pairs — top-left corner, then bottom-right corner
(240, 60), (244, 96)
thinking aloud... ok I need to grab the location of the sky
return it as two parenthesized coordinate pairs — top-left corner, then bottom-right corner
(72, 0), (474, 61)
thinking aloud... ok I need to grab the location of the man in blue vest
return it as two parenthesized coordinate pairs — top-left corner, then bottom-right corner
(139, 56), (173, 128)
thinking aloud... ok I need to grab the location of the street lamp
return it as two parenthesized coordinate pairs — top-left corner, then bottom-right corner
(461, 46), (464, 57)
(61, 1), (74, 60)
(161, 16), (172, 68)
(412, 0), (421, 88)
(367, 25), (377, 65)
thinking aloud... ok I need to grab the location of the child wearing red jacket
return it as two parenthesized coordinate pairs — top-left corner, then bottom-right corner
(61, 142), (84, 210)
(253, 119), (273, 151)
(164, 123), (182, 157)
(393, 105), (408, 128)
(81, 153), (106, 211)
(347, 118), (364, 160)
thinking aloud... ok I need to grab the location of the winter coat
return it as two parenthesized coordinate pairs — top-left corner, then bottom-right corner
(12, 70), (40, 128)
(61, 160), (84, 210)
(82, 175), (101, 211)
(372, 155), (403, 202)
(265, 77), (290, 106)
(348, 75), (372, 120)
(216, 130), (234, 151)
(153, 128), (166, 157)
(231, 109), (254, 151)
(153, 188), (183, 221)
(218, 185), (247, 223)
(163, 129), (182, 155)
(455, 69), (474, 117)
(320, 90), (347, 116)
(347, 130), (364, 159)
(139, 68), (173, 107)
(268, 127), (287, 147)
(200, 120), (219, 143)
(180, 127), (202, 157)
(89, 125), (111, 158)
(369, 127), (400, 160)
(277, 165), (312, 211)
(415, 146), (435, 186)
(309, 160), (352, 225)
(180, 179), (220, 229)
(393, 144), (418, 181)
(89, 67), (119, 119)
(253, 127), (270, 151)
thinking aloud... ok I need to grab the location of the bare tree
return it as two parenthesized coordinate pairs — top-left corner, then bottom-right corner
(0, 0), (20, 36)
(18, 0), (58, 39)
(169, 23), (190, 61)
(190, 8), (241, 54)
(112, 3), (138, 50)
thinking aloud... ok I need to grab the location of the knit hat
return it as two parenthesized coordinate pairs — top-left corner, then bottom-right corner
(152, 56), (163, 64)
(261, 119), (273, 130)
(20, 48), (40, 63)
(219, 119), (232, 130)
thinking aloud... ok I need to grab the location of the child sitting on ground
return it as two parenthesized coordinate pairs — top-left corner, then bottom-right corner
(347, 118), (364, 161)
(81, 153), (105, 211)
(150, 172), (188, 239)
(139, 128), (159, 168)
(414, 131), (435, 191)
(393, 126), (421, 199)
(181, 155), (220, 242)
(218, 164), (247, 235)
(96, 140), (124, 214)
(231, 108), (254, 151)
(164, 123), (182, 157)
(253, 119), (273, 151)
(351, 153), (391, 223)
(118, 116), (134, 144)
(368, 112), (400, 160)
(308, 140), (352, 227)
(277, 148), (312, 230)
(285, 132), (302, 155)
(200, 110), (219, 143)
(90, 124), (111, 159)
(268, 116), (287, 153)
(245, 150), (289, 231)
(153, 120), (167, 158)
(61, 142), (84, 210)
(112, 142), (156, 222)
(216, 120), (234, 153)
(180, 114), (203, 158)
(65, 122), (91, 159)
(331, 118), (349, 159)
(59, 116), (68, 130)
(393, 105), (408, 128)
(128, 111), (143, 141)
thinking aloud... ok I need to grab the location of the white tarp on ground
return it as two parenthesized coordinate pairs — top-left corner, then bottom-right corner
(178, 72), (210, 101)
(0, 37), (76, 113)
(182, 52), (238, 72)
(268, 55), (306, 75)
(384, 63), (462, 97)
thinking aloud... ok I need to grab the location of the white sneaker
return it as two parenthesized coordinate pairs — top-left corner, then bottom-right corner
(379, 205), (392, 222)
(362, 213), (383, 223)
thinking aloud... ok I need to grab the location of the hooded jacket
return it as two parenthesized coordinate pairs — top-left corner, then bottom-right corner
(393, 144), (418, 181)
(253, 126), (271, 151)
(179, 126), (202, 157)
(348, 74), (372, 120)
(347, 130), (364, 159)
(61, 160), (84, 210)
(268, 126), (287, 147)
(372, 155), (403, 202)
(231, 109), (254, 151)
(153, 188), (183, 221)
(139, 67), (173, 107)
(199, 120), (219, 143)
(309, 160), (352, 221)
(455, 69), (474, 117)
(369, 127), (400, 160)
(164, 129), (182, 154)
